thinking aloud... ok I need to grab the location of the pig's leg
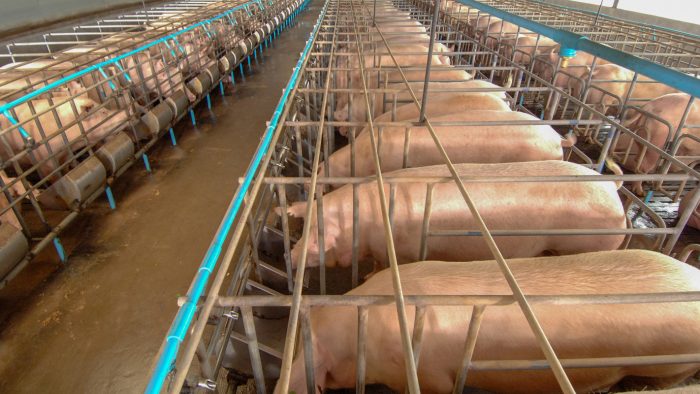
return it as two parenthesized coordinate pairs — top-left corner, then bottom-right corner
(279, 345), (328, 394)
(631, 181), (645, 197)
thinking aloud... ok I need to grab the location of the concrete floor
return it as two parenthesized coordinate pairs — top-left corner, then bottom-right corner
(0, 2), (321, 392)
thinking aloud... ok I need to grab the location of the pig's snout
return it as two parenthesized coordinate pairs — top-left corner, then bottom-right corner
(334, 104), (349, 123)
(184, 86), (197, 102)
(290, 240), (321, 268)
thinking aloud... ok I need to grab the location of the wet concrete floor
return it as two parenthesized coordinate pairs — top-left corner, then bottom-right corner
(0, 2), (322, 392)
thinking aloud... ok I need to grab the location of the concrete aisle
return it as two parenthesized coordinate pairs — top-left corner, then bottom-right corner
(0, 1), (322, 392)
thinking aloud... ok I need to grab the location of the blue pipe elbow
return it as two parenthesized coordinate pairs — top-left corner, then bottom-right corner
(559, 46), (577, 59)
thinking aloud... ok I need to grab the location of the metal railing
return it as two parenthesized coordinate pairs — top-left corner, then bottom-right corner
(0, 0), (304, 288)
(150, 0), (700, 393)
(143, 2), (310, 392)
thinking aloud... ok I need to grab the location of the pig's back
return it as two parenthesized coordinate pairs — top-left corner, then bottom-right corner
(350, 250), (700, 296)
(387, 160), (600, 178)
(340, 251), (700, 393)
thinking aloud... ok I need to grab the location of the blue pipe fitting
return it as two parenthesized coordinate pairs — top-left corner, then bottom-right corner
(559, 46), (577, 59)
(105, 186), (116, 210)
(53, 237), (66, 262)
(189, 109), (196, 126)
(169, 128), (177, 146)
(142, 154), (152, 173)
(645, 190), (654, 204)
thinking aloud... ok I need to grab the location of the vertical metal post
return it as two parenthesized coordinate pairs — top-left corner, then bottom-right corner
(665, 178), (700, 253)
(356, 306), (369, 394)
(452, 305), (486, 393)
(278, 185), (294, 292)
(419, 0), (442, 123)
(301, 307), (316, 394)
(241, 306), (266, 394)
(372, 0), (377, 26)
(411, 305), (427, 367)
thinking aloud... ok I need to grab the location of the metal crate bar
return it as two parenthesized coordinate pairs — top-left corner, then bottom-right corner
(149, 0), (700, 393)
(454, 0), (700, 97)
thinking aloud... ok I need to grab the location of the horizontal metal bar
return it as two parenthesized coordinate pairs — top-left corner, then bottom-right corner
(472, 353), (700, 371)
(246, 173), (693, 185)
(429, 228), (675, 237)
(215, 291), (700, 308)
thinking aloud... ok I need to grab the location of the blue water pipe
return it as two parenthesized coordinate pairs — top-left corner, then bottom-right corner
(144, 0), (315, 392)
(0, 0), (264, 117)
(456, 0), (700, 98)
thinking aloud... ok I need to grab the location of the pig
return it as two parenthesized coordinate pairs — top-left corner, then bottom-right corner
(0, 60), (88, 101)
(180, 36), (216, 75)
(213, 22), (242, 52)
(283, 160), (626, 268)
(471, 14), (501, 33)
(56, 47), (140, 105)
(534, 45), (609, 90)
(338, 92), (511, 137)
(483, 20), (528, 49)
(122, 52), (196, 105)
(578, 64), (678, 115)
(0, 171), (27, 230)
(0, 97), (131, 178)
(336, 13), (422, 40)
(502, 35), (558, 66)
(373, 20), (427, 35)
(499, 35), (558, 88)
(618, 93), (700, 195)
(335, 43), (453, 100)
(356, 32), (436, 48)
(278, 250), (700, 394)
(443, 4), (480, 25)
(335, 66), (474, 114)
(333, 79), (507, 128)
(324, 110), (576, 179)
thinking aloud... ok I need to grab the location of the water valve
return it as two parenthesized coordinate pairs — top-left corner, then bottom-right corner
(559, 46), (577, 68)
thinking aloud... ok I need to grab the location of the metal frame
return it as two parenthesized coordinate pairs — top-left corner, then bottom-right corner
(151, 0), (700, 393)
(0, 0), (304, 288)
(441, 0), (700, 202)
